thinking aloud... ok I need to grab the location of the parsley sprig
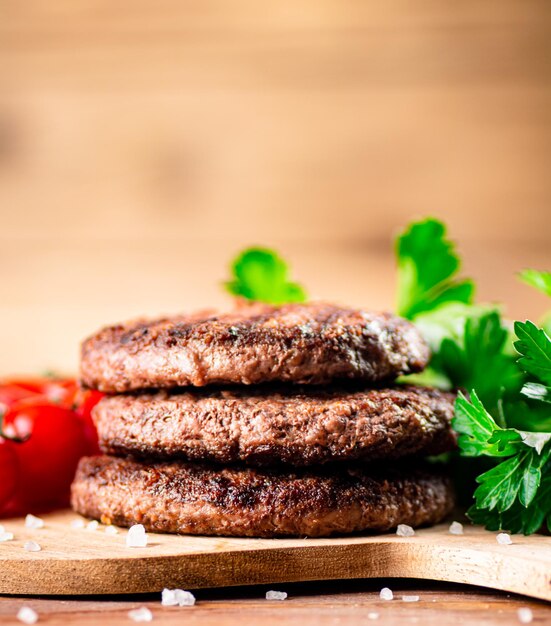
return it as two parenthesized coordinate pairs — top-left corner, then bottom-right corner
(396, 218), (474, 319)
(396, 218), (551, 534)
(225, 247), (307, 305)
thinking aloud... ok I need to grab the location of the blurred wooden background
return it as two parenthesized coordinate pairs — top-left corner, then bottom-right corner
(0, 1), (550, 374)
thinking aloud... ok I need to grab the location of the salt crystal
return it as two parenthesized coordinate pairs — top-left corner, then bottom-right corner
(402, 595), (420, 602)
(161, 589), (178, 606)
(161, 588), (195, 606)
(517, 607), (533, 624)
(0, 532), (14, 542)
(128, 607), (153, 623)
(368, 613), (379, 620)
(379, 587), (393, 601)
(105, 526), (119, 536)
(449, 521), (464, 535)
(266, 590), (287, 601)
(24, 541), (41, 553)
(174, 590), (196, 606)
(396, 524), (415, 537)
(70, 519), (85, 529)
(86, 520), (99, 531)
(17, 606), (38, 624)
(25, 515), (44, 530)
(126, 525), (148, 548)
(496, 533), (512, 545)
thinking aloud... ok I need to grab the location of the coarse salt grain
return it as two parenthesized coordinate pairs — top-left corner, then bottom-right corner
(402, 595), (420, 602)
(0, 531), (14, 542)
(17, 606), (38, 624)
(24, 514), (44, 530)
(266, 590), (287, 601)
(86, 520), (99, 531)
(70, 519), (85, 529)
(449, 521), (464, 535)
(161, 588), (195, 606)
(496, 532), (512, 545)
(517, 607), (533, 624)
(128, 607), (153, 623)
(379, 587), (393, 601)
(126, 524), (148, 548)
(24, 541), (41, 553)
(367, 613), (379, 620)
(396, 524), (415, 537)
(161, 589), (178, 606)
(105, 525), (119, 536)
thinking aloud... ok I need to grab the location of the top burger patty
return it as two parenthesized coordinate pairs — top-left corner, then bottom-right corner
(80, 302), (430, 392)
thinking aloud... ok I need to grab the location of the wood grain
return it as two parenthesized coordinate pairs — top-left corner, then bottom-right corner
(1, 510), (550, 601)
(0, 581), (550, 626)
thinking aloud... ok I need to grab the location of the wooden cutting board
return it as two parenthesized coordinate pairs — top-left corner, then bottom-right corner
(1, 510), (550, 601)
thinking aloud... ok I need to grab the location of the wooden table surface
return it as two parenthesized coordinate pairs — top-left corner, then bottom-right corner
(1, 580), (550, 625)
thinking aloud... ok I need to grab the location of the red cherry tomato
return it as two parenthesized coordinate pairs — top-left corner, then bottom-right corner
(3, 400), (90, 508)
(74, 389), (103, 455)
(0, 384), (40, 414)
(0, 437), (18, 514)
(0, 378), (79, 415)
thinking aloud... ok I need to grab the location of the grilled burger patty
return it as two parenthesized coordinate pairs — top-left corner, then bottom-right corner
(72, 456), (454, 538)
(94, 385), (456, 466)
(80, 302), (429, 392)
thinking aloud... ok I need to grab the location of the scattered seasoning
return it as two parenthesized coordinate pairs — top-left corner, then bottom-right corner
(24, 541), (41, 553)
(126, 524), (148, 548)
(70, 519), (85, 529)
(128, 607), (153, 623)
(396, 524), (415, 537)
(17, 607), (38, 624)
(105, 525), (119, 536)
(86, 521), (99, 531)
(517, 607), (533, 624)
(24, 515), (44, 530)
(265, 591), (287, 601)
(448, 521), (464, 535)
(496, 533), (512, 545)
(402, 595), (420, 602)
(0, 531), (14, 542)
(161, 588), (196, 606)
(379, 587), (393, 601)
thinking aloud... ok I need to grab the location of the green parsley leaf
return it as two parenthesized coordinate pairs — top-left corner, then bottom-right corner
(454, 390), (551, 533)
(519, 269), (551, 298)
(473, 447), (550, 511)
(396, 218), (474, 319)
(225, 247), (307, 305)
(514, 321), (551, 385)
(437, 311), (521, 414)
(467, 481), (551, 535)
(454, 391), (551, 458)
(412, 302), (494, 353)
(453, 391), (521, 457)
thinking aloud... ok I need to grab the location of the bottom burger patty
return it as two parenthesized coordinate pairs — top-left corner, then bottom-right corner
(71, 456), (454, 538)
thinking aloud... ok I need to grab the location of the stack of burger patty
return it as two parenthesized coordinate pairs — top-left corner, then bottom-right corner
(72, 302), (456, 538)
